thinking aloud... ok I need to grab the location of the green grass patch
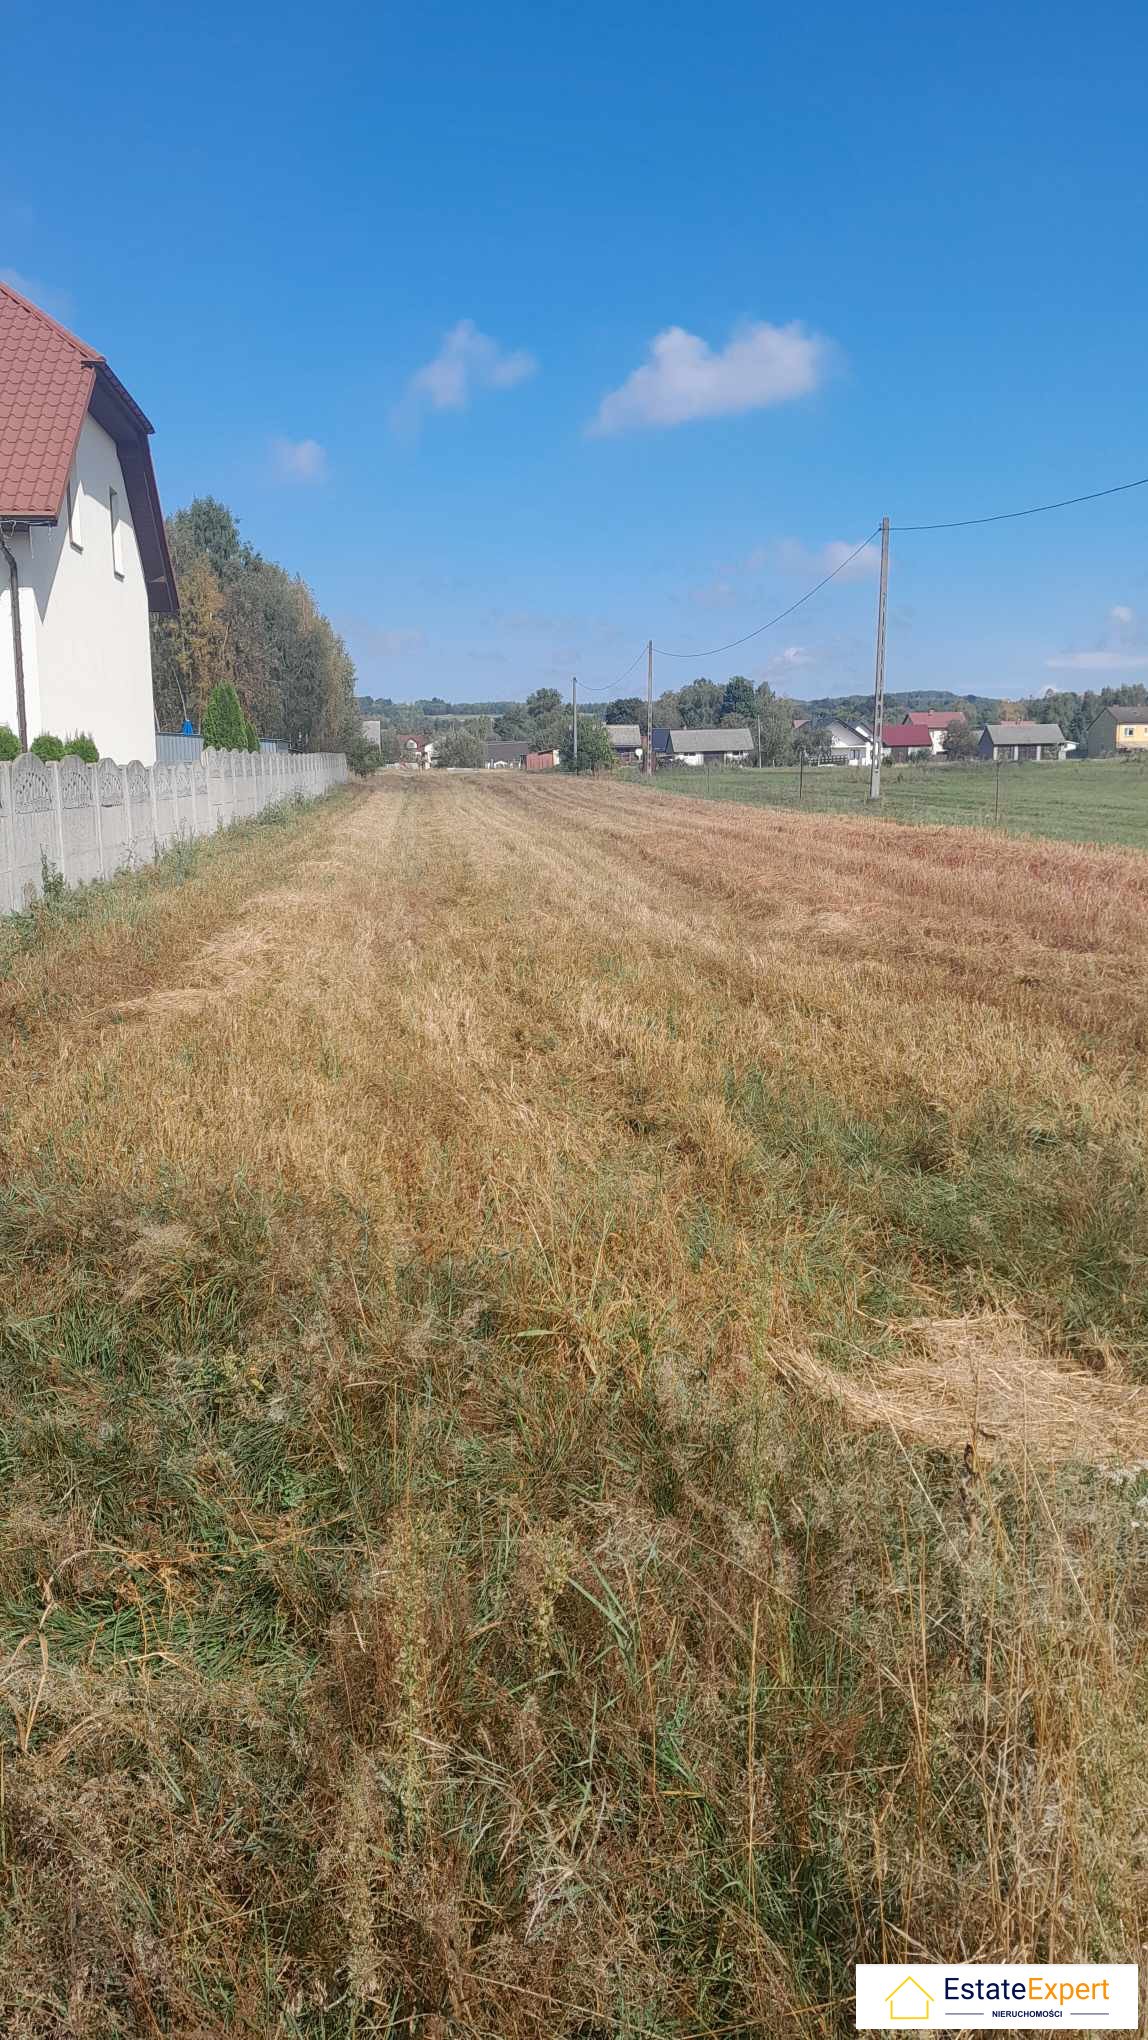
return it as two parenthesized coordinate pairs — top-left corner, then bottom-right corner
(625, 757), (1148, 850)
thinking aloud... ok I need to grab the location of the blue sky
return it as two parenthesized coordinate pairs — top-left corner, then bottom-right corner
(7, 0), (1147, 704)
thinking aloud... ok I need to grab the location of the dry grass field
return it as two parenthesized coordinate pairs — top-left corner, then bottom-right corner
(1, 773), (1146, 2038)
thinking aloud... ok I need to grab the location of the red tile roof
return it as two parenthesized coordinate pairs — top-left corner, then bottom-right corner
(0, 280), (103, 520)
(902, 709), (964, 728)
(0, 278), (177, 613)
(882, 723), (934, 746)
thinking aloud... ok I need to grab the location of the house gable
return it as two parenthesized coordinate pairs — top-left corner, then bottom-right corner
(0, 279), (176, 616)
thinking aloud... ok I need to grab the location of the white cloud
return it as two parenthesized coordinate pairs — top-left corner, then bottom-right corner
(395, 319), (537, 430)
(271, 436), (329, 483)
(588, 319), (833, 436)
(1046, 604), (1146, 670)
(1045, 650), (1148, 672)
(0, 267), (74, 322)
(690, 531), (875, 610)
(771, 536), (881, 582)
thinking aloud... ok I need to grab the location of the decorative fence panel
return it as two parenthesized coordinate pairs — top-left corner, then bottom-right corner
(0, 746), (348, 913)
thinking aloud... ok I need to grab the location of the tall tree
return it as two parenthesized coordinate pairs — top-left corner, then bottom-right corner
(151, 551), (227, 729)
(151, 497), (358, 752)
(434, 725), (487, 768)
(604, 695), (649, 740)
(526, 687), (562, 719)
(753, 687), (795, 765)
(560, 716), (614, 773)
(676, 679), (723, 728)
(720, 675), (756, 723)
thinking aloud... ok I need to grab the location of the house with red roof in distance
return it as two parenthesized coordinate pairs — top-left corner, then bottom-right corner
(881, 723), (936, 760)
(898, 708), (967, 755)
(0, 279), (177, 764)
(395, 732), (436, 767)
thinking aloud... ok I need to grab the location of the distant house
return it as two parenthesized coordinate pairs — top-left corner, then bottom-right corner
(525, 749), (557, 771)
(976, 721), (1066, 763)
(1086, 705), (1148, 758)
(395, 732), (435, 767)
(0, 278), (178, 764)
(605, 722), (643, 764)
(881, 723), (934, 759)
(361, 716), (382, 747)
(899, 709), (966, 755)
(485, 739), (531, 769)
(815, 718), (872, 766)
(652, 726), (753, 767)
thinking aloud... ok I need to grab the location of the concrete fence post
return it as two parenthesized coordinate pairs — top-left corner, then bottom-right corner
(149, 765), (161, 855)
(49, 761), (67, 885)
(91, 762), (105, 880)
(121, 768), (134, 866)
(0, 761), (15, 912)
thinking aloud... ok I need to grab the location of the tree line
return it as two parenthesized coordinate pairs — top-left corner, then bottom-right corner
(151, 498), (358, 753)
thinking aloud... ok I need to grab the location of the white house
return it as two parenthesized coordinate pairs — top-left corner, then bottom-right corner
(652, 726), (753, 767)
(0, 280), (176, 765)
(815, 718), (873, 766)
(899, 709), (966, 755)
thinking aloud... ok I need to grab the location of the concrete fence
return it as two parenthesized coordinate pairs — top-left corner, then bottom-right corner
(0, 746), (348, 913)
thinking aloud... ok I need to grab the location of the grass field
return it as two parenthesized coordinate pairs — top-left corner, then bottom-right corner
(624, 756), (1148, 849)
(1, 775), (1146, 2037)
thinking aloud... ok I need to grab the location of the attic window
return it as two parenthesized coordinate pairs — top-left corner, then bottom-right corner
(109, 487), (124, 577)
(66, 473), (83, 550)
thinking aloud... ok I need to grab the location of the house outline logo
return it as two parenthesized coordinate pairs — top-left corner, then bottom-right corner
(885, 1976), (935, 2022)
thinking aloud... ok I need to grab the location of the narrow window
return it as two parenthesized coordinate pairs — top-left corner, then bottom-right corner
(66, 473), (84, 549)
(109, 486), (124, 576)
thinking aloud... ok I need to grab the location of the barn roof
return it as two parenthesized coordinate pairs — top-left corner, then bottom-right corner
(667, 726), (752, 752)
(982, 723), (1066, 745)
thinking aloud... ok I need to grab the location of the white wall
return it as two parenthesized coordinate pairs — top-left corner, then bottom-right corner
(0, 413), (157, 764)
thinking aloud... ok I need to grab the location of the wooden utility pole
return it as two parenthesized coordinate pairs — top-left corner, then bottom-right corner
(571, 675), (578, 766)
(756, 714), (762, 767)
(645, 640), (654, 775)
(867, 515), (891, 802)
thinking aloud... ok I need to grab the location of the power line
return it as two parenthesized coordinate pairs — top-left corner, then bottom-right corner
(576, 643), (650, 696)
(893, 472), (1148, 533)
(653, 531), (882, 660)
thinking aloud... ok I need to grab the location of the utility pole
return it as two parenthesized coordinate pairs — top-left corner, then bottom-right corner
(645, 640), (654, 776)
(571, 675), (577, 767)
(867, 515), (891, 802)
(756, 714), (762, 768)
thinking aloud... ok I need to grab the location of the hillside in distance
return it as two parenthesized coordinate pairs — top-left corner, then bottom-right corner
(803, 687), (1003, 723)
